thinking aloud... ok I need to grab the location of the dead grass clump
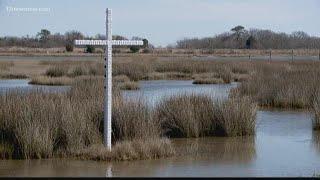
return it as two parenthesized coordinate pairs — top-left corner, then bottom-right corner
(146, 72), (191, 80)
(232, 73), (250, 82)
(74, 138), (175, 161)
(45, 66), (68, 77)
(0, 91), (64, 159)
(154, 94), (257, 138)
(193, 78), (224, 84)
(118, 81), (140, 90)
(113, 58), (153, 81)
(29, 76), (73, 86)
(192, 72), (232, 84)
(112, 98), (160, 140)
(88, 64), (104, 76)
(0, 74), (28, 79)
(155, 94), (215, 138)
(216, 68), (233, 83)
(68, 66), (88, 77)
(214, 97), (257, 136)
(113, 75), (130, 83)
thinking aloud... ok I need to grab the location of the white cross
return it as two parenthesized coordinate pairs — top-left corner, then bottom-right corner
(74, 8), (144, 150)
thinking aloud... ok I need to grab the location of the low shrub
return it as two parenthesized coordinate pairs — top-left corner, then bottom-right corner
(86, 45), (95, 53)
(65, 44), (73, 52)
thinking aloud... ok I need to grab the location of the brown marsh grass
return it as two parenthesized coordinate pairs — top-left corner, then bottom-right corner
(0, 74), (258, 160)
(0, 73), (28, 79)
(312, 91), (320, 130)
(155, 94), (257, 138)
(193, 78), (224, 84)
(2, 56), (252, 82)
(45, 66), (68, 77)
(118, 81), (140, 90)
(232, 61), (320, 109)
(0, 61), (28, 79)
(29, 76), (73, 86)
(213, 97), (257, 136)
(155, 94), (215, 138)
(0, 76), (173, 160)
(70, 138), (175, 161)
(0, 61), (14, 71)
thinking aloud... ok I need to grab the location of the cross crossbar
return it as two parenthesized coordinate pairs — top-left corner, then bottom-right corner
(74, 40), (144, 46)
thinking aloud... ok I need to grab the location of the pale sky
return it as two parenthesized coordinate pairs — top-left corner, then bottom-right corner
(0, 0), (319, 47)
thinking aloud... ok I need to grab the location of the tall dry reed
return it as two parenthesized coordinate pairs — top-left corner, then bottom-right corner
(0, 76), (173, 160)
(154, 94), (257, 138)
(233, 61), (320, 109)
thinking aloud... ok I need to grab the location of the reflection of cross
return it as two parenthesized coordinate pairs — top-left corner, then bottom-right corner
(74, 8), (143, 150)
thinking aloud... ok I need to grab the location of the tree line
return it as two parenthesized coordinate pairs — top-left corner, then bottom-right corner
(0, 29), (151, 53)
(176, 26), (320, 49)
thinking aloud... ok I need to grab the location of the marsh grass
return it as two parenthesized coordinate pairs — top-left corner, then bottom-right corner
(214, 97), (257, 136)
(29, 76), (73, 86)
(155, 94), (215, 138)
(113, 57), (153, 81)
(193, 78), (224, 84)
(118, 81), (140, 90)
(192, 73), (225, 84)
(68, 66), (88, 77)
(232, 73), (250, 82)
(0, 142), (14, 159)
(146, 72), (191, 80)
(233, 61), (320, 109)
(0, 76), (174, 160)
(113, 57), (251, 82)
(312, 92), (320, 130)
(155, 94), (257, 138)
(36, 57), (253, 83)
(0, 61), (14, 71)
(0, 74), (28, 79)
(74, 138), (175, 161)
(45, 66), (68, 77)
(0, 57), (276, 160)
(112, 97), (160, 140)
(113, 75), (130, 83)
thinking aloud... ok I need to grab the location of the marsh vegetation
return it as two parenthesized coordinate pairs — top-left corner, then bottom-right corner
(1, 55), (320, 161)
(0, 74), (256, 161)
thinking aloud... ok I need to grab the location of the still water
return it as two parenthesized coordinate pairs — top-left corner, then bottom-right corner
(123, 80), (238, 107)
(0, 79), (69, 94)
(0, 80), (319, 177)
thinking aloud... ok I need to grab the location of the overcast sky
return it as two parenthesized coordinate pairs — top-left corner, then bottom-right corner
(0, 0), (319, 46)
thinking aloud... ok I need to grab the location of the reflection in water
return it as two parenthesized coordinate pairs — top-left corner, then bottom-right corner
(173, 137), (256, 163)
(0, 160), (112, 177)
(0, 79), (69, 94)
(106, 164), (112, 177)
(312, 131), (320, 154)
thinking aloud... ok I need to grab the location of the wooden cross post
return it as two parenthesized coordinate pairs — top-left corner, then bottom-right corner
(74, 8), (144, 150)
